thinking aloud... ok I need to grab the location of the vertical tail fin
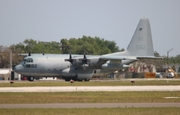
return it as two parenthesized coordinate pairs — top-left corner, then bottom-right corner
(127, 18), (154, 56)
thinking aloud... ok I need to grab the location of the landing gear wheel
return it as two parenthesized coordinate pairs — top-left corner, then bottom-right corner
(84, 79), (90, 82)
(28, 76), (34, 81)
(77, 79), (83, 82)
(65, 79), (71, 82)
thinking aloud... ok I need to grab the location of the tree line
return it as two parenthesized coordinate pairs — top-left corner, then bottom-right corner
(0, 36), (123, 68)
(0, 35), (180, 68)
(12, 36), (123, 55)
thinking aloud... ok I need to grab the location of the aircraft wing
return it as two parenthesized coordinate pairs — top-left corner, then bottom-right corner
(136, 56), (164, 59)
(100, 56), (137, 60)
(100, 55), (163, 61)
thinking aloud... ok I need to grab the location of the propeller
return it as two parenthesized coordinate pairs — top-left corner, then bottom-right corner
(81, 50), (87, 64)
(65, 53), (73, 65)
(81, 50), (89, 71)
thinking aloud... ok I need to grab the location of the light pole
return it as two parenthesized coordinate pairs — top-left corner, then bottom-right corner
(167, 48), (174, 64)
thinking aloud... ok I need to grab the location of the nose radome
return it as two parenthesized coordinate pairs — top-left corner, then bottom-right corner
(14, 65), (22, 73)
(13, 66), (17, 72)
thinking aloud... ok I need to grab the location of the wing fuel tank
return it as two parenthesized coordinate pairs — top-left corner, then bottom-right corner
(101, 63), (130, 69)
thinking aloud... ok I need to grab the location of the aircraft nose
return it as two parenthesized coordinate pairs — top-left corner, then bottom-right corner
(14, 65), (23, 73)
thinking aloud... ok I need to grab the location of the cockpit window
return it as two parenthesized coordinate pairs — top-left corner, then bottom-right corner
(20, 58), (36, 68)
(22, 59), (26, 64)
(27, 58), (32, 62)
(24, 58), (33, 63)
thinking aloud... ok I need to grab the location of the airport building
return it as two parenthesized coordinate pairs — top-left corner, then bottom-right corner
(0, 68), (11, 80)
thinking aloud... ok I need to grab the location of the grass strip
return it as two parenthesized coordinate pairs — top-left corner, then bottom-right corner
(0, 92), (180, 104)
(0, 80), (180, 87)
(0, 108), (180, 115)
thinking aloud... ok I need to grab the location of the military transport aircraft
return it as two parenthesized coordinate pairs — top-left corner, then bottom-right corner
(14, 18), (158, 81)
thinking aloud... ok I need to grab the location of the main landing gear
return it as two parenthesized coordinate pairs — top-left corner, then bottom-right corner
(28, 76), (34, 81)
(64, 78), (90, 82)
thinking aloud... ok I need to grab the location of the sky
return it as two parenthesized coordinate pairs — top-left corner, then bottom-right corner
(0, 0), (180, 56)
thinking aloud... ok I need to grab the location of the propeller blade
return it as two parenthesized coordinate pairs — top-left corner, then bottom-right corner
(28, 46), (31, 56)
(42, 49), (44, 55)
(69, 52), (72, 60)
(84, 50), (86, 58)
(82, 50), (87, 64)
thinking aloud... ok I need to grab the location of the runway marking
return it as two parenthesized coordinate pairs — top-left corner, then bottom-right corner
(164, 97), (180, 99)
(0, 86), (180, 92)
(0, 103), (180, 108)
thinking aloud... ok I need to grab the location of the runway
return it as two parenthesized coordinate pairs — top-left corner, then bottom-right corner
(1, 86), (180, 108)
(0, 86), (180, 92)
(0, 103), (180, 108)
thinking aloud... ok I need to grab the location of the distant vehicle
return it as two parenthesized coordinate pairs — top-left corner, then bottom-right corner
(165, 63), (178, 78)
(14, 18), (159, 81)
(156, 72), (163, 78)
(167, 72), (174, 78)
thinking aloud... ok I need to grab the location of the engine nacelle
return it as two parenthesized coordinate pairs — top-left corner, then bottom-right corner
(93, 69), (112, 78)
(62, 67), (77, 77)
(86, 58), (100, 66)
(73, 57), (100, 66)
